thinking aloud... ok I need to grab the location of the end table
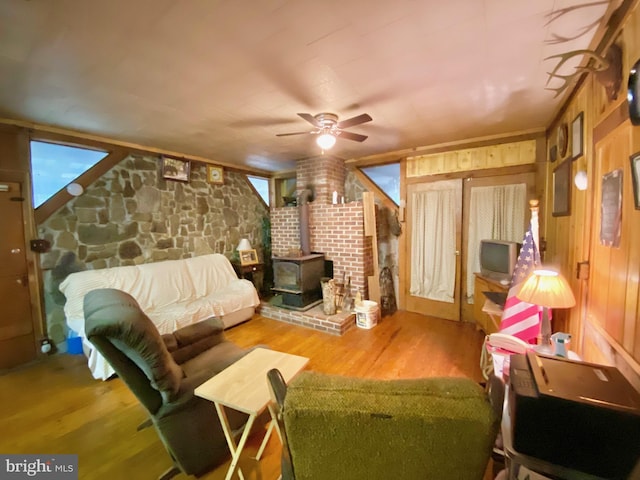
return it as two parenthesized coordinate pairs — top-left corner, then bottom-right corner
(232, 262), (264, 292)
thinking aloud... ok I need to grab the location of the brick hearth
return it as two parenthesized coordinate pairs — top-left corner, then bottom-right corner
(266, 155), (368, 334)
(259, 301), (356, 335)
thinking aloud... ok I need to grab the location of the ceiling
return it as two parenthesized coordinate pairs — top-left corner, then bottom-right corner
(0, 0), (615, 173)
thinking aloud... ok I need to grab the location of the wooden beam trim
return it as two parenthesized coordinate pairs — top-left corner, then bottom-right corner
(0, 117), (271, 176)
(405, 164), (537, 185)
(242, 175), (269, 209)
(345, 128), (545, 166)
(352, 168), (398, 211)
(34, 149), (128, 224)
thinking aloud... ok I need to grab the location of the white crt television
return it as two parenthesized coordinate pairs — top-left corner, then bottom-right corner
(479, 239), (521, 283)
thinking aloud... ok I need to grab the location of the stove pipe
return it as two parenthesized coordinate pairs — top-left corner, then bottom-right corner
(298, 189), (313, 256)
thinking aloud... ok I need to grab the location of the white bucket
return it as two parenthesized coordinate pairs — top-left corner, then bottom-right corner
(355, 300), (379, 329)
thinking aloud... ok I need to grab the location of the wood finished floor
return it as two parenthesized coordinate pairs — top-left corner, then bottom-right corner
(0, 311), (489, 480)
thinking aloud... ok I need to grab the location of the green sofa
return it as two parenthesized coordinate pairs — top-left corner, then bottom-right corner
(280, 372), (499, 480)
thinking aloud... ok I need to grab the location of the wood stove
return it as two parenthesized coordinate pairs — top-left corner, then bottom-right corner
(272, 253), (325, 310)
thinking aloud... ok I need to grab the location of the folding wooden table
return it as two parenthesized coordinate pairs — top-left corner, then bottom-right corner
(195, 347), (309, 480)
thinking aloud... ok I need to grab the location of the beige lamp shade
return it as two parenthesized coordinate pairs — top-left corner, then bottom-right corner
(237, 238), (252, 251)
(516, 269), (576, 308)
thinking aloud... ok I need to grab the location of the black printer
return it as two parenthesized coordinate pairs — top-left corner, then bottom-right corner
(509, 352), (640, 479)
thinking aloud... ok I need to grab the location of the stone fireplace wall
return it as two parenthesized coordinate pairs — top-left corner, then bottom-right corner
(38, 154), (268, 346)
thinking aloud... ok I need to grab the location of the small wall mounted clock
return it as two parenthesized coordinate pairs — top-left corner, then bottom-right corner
(557, 123), (568, 159)
(207, 165), (224, 184)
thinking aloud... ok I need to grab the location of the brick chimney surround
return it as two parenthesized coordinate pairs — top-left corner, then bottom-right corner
(261, 156), (373, 334)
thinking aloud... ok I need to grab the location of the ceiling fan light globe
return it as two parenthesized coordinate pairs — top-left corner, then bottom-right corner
(316, 133), (336, 149)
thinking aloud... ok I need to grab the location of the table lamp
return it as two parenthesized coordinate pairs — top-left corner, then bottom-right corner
(237, 238), (252, 251)
(515, 269), (576, 352)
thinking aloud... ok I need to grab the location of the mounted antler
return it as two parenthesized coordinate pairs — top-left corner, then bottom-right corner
(543, 1), (625, 98)
(545, 1), (610, 25)
(545, 24), (601, 45)
(544, 49), (610, 97)
(544, 1), (610, 44)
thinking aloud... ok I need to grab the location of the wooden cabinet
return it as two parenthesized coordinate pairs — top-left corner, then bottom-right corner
(473, 273), (509, 334)
(232, 262), (264, 295)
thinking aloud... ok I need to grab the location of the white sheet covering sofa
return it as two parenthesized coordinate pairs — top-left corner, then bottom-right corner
(59, 253), (260, 380)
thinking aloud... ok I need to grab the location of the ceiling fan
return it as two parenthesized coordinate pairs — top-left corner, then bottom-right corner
(276, 112), (373, 149)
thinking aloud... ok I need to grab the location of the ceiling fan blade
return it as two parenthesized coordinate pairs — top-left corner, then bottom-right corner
(297, 113), (321, 127)
(276, 131), (314, 137)
(337, 113), (372, 129)
(338, 131), (368, 142)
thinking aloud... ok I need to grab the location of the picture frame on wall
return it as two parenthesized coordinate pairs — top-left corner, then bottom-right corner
(239, 249), (259, 266)
(600, 169), (623, 247)
(631, 151), (640, 210)
(557, 123), (568, 159)
(552, 158), (571, 217)
(207, 165), (224, 184)
(570, 112), (584, 160)
(162, 156), (190, 182)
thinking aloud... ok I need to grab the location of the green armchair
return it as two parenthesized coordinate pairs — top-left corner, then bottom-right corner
(84, 288), (251, 479)
(269, 370), (499, 480)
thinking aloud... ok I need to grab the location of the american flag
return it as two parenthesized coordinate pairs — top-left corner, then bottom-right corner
(499, 226), (543, 342)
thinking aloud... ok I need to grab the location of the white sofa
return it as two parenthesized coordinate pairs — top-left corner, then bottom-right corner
(59, 253), (260, 380)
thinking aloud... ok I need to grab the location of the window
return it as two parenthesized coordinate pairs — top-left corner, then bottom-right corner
(30, 141), (108, 207)
(246, 175), (270, 205)
(361, 163), (400, 205)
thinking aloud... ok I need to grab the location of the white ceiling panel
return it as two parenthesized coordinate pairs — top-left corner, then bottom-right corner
(0, 0), (621, 172)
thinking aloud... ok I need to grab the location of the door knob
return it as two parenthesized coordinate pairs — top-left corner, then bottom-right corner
(455, 250), (460, 255)
(16, 276), (27, 285)
(11, 248), (21, 254)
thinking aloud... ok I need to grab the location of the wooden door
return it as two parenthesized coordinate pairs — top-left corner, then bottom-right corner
(460, 172), (535, 322)
(0, 181), (36, 369)
(405, 179), (462, 321)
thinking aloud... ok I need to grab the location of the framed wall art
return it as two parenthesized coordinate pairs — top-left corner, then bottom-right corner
(207, 165), (224, 184)
(557, 123), (568, 159)
(600, 169), (623, 247)
(239, 249), (259, 266)
(570, 112), (584, 160)
(161, 156), (190, 182)
(552, 158), (571, 217)
(631, 151), (640, 209)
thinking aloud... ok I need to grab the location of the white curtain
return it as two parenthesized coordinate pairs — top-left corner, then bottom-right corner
(410, 185), (457, 302)
(465, 184), (526, 302)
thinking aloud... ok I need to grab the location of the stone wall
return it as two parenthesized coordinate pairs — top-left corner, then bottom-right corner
(39, 154), (269, 347)
(346, 168), (400, 311)
(344, 169), (366, 202)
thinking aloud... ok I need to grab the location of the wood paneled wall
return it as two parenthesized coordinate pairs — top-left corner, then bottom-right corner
(406, 139), (536, 177)
(544, 2), (640, 388)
